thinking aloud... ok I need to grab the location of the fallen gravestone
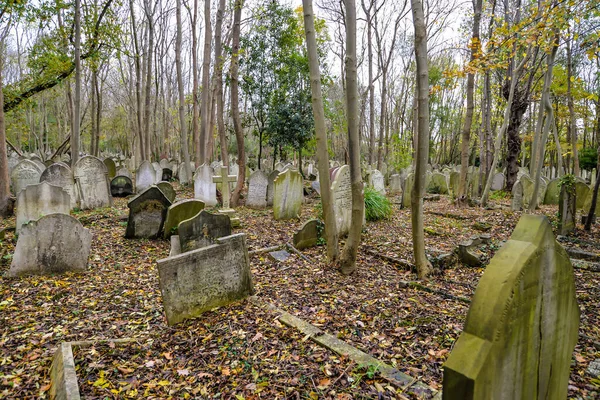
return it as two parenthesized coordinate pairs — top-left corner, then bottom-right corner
(110, 176), (134, 197)
(40, 163), (77, 209)
(73, 156), (112, 210)
(156, 181), (176, 203)
(178, 210), (232, 252)
(16, 182), (71, 235)
(269, 250), (291, 262)
(443, 215), (579, 399)
(125, 186), (172, 239)
(157, 233), (254, 325)
(293, 219), (322, 250)
(8, 214), (92, 277)
(163, 199), (205, 238)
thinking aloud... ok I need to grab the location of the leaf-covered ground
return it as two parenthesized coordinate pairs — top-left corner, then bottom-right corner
(1, 184), (599, 399)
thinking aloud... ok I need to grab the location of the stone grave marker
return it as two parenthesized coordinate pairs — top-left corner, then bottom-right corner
(159, 158), (171, 170)
(212, 166), (237, 210)
(125, 186), (172, 239)
(428, 172), (449, 194)
(194, 165), (217, 207)
(449, 171), (460, 198)
(110, 176), (134, 197)
(511, 181), (523, 211)
(178, 210), (232, 252)
(369, 169), (386, 194)
(178, 162), (195, 185)
(40, 163), (77, 209)
(293, 219), (322, 250)
(402, 173), (414, 208)
(73, 156), (112, 210)
(389, 174), (402, 195)
(331, 165), (352, 236)
(163, 199), (205, 238)
(273, 169), (303, 220)
(11, 159), (43, 196)
(157, 233), (254, 325)
(443, 215), (579, 399)
(103, 158), (117, 179)
(116, 167), (132, 179)
(30, 156), (46, 172)
(246, 170), (268, 209)
(559, 185), (576, 235)
(274, 162), (285, 172)
(269, 250), (291, 262)
(311, 180), (321, 195)
(490, 172), (505, 191)
(152, 162), (163, 183)
(16, 182), (71, 234)
(136, 161), (155, 192)
(8, 154), (19, 175)
(8, 214), (92, 277)
(267, 170), (280, 206)
(156, 181), (176, 203)
(575, 181), (590, 210)
(543, 179), (560, 205)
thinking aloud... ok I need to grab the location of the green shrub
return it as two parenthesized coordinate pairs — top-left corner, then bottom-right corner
(364, 187), (393, 221)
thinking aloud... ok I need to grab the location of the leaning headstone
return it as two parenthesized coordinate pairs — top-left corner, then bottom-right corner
(559, 185), (576, 235)
(156, 181), (176, 203)
(40, 163), (77, 209)
(11, 159), (42, 196)
(490, 172), (505, 191)
(273, 169), (303, 220)
(443, 215), (579, 400)
(16, 182), (71, 234)
(8, 214), (92, 277)
(293, 219), (322, 250)
(157, 233), (254, 325)
(389, 174), (402, 195)
(331, 165), (352, 236)
(73, 156), (112, 210)
(246, 170), (268, 209)
(543, 179), (560, 205)
(103, 158), (117, 179)
(267, 170), (280, 206)
(136, 161), (155, 192)
(125, 186), (172, 239)
(110, 176), (134, 197)
(194, 165), (217, 207)
(368, 169), (386, 195)
(163, 199), (205, 238)
(178, 210), (232, 252)
(511, 181), (523, 211)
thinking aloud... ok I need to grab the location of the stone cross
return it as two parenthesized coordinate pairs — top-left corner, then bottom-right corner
(212, 166), (237, 209)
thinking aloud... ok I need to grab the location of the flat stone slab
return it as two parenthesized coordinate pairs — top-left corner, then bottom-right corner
(269, 250), (291, 262)
(587, 359), (600, 377)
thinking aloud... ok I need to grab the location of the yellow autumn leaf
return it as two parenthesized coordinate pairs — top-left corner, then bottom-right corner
(157, 380), (170, 386)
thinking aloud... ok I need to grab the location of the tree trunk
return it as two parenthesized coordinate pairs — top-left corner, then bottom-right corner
(302, 0), (339, 263)
(199, 0), (213, 164)
(143, 0), (154, 160)
(339, 0), (364, 275)
(361, 0), (375, 167)
(230, 0), (245, 207)
(567, 34), (579, 177)
(176, 0), (192, 182)
(0, 39), (10, 216)
(191, 0), (200, 164)
(214, 0), (228, 169)
(584, 146), (600, 231)
(72, 0), (82, 167)
(91, 69), (98, 156)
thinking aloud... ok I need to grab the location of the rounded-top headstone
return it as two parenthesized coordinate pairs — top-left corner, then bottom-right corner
(163, 199), (205, 238)
(40, 163), (77, 209)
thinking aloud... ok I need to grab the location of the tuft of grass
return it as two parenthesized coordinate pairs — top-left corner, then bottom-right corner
(364, 187), (393, 221)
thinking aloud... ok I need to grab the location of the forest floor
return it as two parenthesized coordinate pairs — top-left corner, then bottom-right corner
(0, 183), (599, 399)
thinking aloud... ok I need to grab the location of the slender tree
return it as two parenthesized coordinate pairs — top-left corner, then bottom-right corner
(72, 0), (82, 167)
(199, 0), (212, 164)
(176, 0), (192, 181)
(230, 0), (246, 207)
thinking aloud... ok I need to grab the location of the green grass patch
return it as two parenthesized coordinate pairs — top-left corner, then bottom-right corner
(364, 187), (393, 221)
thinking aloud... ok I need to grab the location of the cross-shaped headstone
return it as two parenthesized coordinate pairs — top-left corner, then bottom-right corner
(212, 166), (238, 209)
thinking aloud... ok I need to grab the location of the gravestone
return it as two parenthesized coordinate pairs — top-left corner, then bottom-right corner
(559, 185), (576, 235)
(40, 163), (77, 209)
(103, 158), (117, 179)
(389, 174), (402, 195)
(178, 162), (195, 185)
(157, 233), (254, 325)
(157, 181), (176, 203)
(449, 171), (460, 198)
(16, 182), (71, 235)
(274, 162), (285, 172)
(592, 169), (597, 187)
(583, 190), (599, 218)
(511, 181), (523, 211)
(8, 214), (92, 277)
(575, 181), (590, 210)
(331, 165), (352, 236)
(543, 179), (560, 205)
(73, 156), (112, 210)
(116, 167), (132, 179)
(212, 166), (237, 210)
(293, 219), (322, 250)
(368, 169), (386, 194)
(229, 162), (239, 179)
(125, 186), (172, 239)
(443, 215), (579, 400)
(311, 180), (321, 195)
(178, 210), (232, 252)
(159, 158), (171, 170)
(490, 172), (505, 191)
(246, 170), (268, 209)
(402, 173), (414, 208)
(152, 162), (163, 183)
(267, 171), (280, 206)
(429, 172), (449, 194)
(194, 165), (217, 207)
(30, 156), (46, 172)
(136, 161), (156, 192)
(110, 176), (134, 197)
(11, 159), (42, 196)
(273, 169), (303, 220)
(163, 199), (205, 238)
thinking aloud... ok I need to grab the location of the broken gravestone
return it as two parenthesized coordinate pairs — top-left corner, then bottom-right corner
(269, 250), (291, 262)
(8, 214), (92, 277)
(293, 219), (323, 250)
(457, 235), (491, 268)
(443, 215), (579, 400)
(157, 233), (254, 325)
(156, 181), (176, 203)
(125, 186), (172, 239)
(16, 182), (71, 235)
(178, 210), (231, 252)
(163, 199), (205, 239)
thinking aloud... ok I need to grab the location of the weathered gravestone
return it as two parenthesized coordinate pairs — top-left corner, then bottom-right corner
(443, 215), (579, 400)
(267, 170), (280, 206)
(73, 156), (112, 210)
(212, 166), (238, 210)
(558, 184), (576, 236)
(152, 162), (163, 183)
(125, 186), (172, 239)
(11, 159), (43, 196)
(16, 182), (71, 235)
(163, 199), (205, 239)
(575, 181), (590, 210)
(449, 171), (460, 198)
(402, 173), (414, 208)
(428, 172), (449, 194)
(520, 175), (546, 208)
(293, 219), (322, 250)
(178, 210), (232, 252)
(273, 169), (303, 220)
(156, 181), (176, 203)
(490, 172), (505, 191)
(103, 158), (117, 179)
(159, 158), (171, 170)
(194, 165), (217, 207)
(511, 181), (523, 211)
(116, 167), (132, 179)
(331, 166), (352, 236)
(157, 233), (254, 325)
(311, 180), (321, 195)
(178, 162), (195, 185)
(389, 174), (402, 195)
(8, 214), (92, 277)
(136, 161), (156, 192)
(368, 169), (386, 195)
(40, 163), (77, 209)
(246, 170), (268, 209)
(543, 179), (560, 205)
(110, 176), (134, 197)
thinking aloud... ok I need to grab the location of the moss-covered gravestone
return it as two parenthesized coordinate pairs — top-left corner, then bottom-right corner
(156, 181), (176, 203)
(125, 186), (172, 239)
(178, 210), (231, 252)
(443, 215), (579, 400)
(293, 219), (323, 250)
(163, 199), (205, 238)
